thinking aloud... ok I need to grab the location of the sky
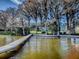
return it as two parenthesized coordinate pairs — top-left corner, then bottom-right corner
(0, 0), (24, 10)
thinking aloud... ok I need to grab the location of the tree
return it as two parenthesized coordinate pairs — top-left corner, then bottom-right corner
(0, 11), (8, 31)
(21, 0), (79, 35)
(63, 0), (79, 34)
(48, 0), (79, 34)
(6, 7), (17, 33)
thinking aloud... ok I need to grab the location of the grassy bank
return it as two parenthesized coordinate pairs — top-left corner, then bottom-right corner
(30, 30), (52, 34)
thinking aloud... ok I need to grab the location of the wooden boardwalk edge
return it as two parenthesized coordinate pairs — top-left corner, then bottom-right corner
(0, 34), (32, 53)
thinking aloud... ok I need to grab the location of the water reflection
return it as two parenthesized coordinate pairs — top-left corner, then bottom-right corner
(0, 35), (19, 46)
(10, 36), (79, 59)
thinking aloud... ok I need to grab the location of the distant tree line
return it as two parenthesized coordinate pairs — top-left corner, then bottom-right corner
(0, 0), (79, 35)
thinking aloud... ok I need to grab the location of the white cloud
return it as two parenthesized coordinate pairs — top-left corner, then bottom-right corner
(10, 0), (22, 5)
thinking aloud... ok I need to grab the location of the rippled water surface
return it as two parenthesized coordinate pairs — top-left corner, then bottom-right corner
(10, 36), (79, 59)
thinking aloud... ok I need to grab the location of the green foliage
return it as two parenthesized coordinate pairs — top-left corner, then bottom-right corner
(0, 31), (16, 35)
(24, 28), (30, 35)
(17, 28), (23, 35)
(17, 27), (30, 36)
(41, 31), (46, 34)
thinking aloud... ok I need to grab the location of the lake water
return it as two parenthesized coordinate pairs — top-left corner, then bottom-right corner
(9, 35), (79, 59)
(0, 35), (21, 47)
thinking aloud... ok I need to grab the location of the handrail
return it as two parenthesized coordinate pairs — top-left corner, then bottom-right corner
(0, 34), (32, 53)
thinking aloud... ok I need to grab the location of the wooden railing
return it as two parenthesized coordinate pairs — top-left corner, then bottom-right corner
(0, 34), (32, 54)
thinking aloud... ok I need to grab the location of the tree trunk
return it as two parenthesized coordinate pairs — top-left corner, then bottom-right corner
(4, 23), (7, 32)
(66, 13), (70, 34)
(22, 27), (25, 35)
(28, 19), (30, 34)
(55, 16), (60, 35)
(40, 19), (43, 33)
(36, 20), (37, 34)
(11, 27), (13, 33)
(45, 22), (47, 34)
(15, 27), (17, 35)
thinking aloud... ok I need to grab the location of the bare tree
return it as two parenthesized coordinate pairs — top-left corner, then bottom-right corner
(63, 0), (79, 34)
(20, 0), (79, 35)
(6, 7), (17, 33)
(0, 11), (8, 31)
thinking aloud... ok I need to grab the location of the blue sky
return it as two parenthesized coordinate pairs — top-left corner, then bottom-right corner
(0, 0), (24, 10)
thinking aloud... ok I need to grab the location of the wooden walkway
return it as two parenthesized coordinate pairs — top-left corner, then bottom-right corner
(0, 34), (32, 53)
